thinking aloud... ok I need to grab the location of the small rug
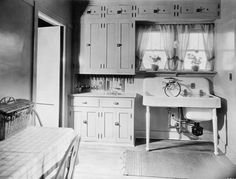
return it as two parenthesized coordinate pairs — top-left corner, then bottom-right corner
(123, 146), (228, 179)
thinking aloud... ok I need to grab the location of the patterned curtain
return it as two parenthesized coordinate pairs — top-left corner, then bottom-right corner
(201, 24), (214, 71)
(176, 24), (191, 70)
(160, 25), (175, 70)
(136, 26), (151, 70)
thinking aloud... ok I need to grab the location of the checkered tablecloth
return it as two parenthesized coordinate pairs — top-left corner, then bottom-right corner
(0, 127), (77, 179)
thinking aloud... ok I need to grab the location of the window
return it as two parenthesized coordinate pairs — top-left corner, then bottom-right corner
(184, 26), (208, 70)
(136, 23), (214, 71)
(141, 29), (167, 70)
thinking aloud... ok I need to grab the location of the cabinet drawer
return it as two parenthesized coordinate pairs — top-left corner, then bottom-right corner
(101, 98), (132, 108)
(72, 97), (100, 107)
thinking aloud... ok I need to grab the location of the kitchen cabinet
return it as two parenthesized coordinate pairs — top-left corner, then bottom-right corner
(193, 2), (220, 19)
(105, 4), (133, 19)
(81, 5), (103, 20)
(172, 2), (219, 19)
(135, 0), (220, 20)
(136, 2), (172, 20)
(116, 109), (133, 143)
(79, 21), (135, 75)
(117, 21), (135, 74)
(76, 0), (220, 75)
(73, 108), (98, 141)
(70, 96), (135, 145)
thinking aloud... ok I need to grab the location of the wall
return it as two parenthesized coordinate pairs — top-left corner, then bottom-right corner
(0, 0), (33, 99)
(35, 0), (72, 26)
(214, 0), (236, 164)
(0, 0), (73, 127)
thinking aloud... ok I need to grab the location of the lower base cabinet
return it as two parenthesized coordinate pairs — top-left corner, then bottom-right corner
(70, 96), (135, 146)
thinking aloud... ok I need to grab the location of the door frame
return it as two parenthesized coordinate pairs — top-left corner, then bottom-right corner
(32, 9), (66, 127)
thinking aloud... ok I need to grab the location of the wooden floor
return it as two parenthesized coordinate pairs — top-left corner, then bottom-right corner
(73, 140), (168, 179)
(73, 139), (235, 179)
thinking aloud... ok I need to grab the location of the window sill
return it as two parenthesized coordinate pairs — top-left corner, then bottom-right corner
(135, 70), (217, 78)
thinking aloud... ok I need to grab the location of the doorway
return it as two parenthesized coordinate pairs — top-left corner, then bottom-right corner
(34, 12), (66, 127)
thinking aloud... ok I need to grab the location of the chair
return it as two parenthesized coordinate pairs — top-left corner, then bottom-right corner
(54, 135), (81, 179)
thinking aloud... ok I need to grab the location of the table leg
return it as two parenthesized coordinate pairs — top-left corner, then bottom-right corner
(146, 106), (150, 151)
(212, 108), (218, 155)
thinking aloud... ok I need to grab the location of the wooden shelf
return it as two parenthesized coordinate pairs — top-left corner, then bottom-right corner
(135, 70), (217, 78)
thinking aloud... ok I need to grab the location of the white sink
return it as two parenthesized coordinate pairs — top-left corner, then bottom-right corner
(143, 92), (221, 108)
(143, 77), (221, 121)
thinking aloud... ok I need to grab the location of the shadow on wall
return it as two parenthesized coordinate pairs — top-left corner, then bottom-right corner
(72, 1), (89, 72)
(134, 93), (169, 139)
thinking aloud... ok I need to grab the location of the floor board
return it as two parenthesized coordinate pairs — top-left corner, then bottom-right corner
(73, 139), (235, 179)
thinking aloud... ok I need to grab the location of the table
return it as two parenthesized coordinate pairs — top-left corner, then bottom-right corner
(0, 127), (77, 178)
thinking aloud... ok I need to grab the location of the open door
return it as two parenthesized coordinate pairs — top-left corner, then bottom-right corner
(36, 26), (61, 127)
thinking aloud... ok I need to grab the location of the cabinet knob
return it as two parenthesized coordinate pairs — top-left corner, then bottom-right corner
(117, 44), (122, 47)
(87, 43), (91, 47)
(82, 101), (87, 104)
(87, 10), (91, 14)
(115, 122), (120, 126)
(83, 120), (88, 124)
(113, 102), (119, 105)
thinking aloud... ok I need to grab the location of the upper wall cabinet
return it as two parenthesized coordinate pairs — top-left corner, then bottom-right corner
(82, 5), (103, 20)
(105, 5), (133, 19)
(193, 2), (220, 19)
(136, 2), (172, 20)
(135, 0), (220, 20)
(172, 2), (220, 19)
(78, 21), (135, 75)
(76, 0), (220, 75)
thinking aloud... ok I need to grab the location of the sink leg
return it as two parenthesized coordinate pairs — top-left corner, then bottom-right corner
(212, 108), (218, 155)
(146, 106), (150, 151)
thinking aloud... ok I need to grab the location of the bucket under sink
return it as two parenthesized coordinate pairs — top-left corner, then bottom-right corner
(183, 108), (213, 121)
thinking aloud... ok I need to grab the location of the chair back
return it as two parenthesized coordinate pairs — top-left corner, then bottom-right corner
(55, 135), (81, 179)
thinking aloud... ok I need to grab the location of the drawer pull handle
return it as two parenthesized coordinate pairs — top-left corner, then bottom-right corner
(114, 102), (119, 105)
(115, 122), (120, 126)
(82, 102), (87, 104)
(83, 120), (88, 124)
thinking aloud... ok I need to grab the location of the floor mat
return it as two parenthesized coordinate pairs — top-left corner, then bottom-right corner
(123, 141), (235, 179)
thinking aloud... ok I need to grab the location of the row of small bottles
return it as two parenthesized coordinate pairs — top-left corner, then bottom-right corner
(75, 75), (135, 94)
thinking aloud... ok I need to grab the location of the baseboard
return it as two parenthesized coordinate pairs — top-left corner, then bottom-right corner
(135, 130), (213, 141)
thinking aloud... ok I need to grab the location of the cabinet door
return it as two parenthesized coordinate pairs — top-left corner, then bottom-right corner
(105, 22), (118, 73)
(90, 23), (106, 71)
(79, 23), (106, 74)
(137, 3), (171, 20)
(84, 109), (98, 141)
(105, 5), (132, 19)
(117, 21), (135, 74)
(115, 110), (133, 143)
(193, 2), (220, 19)
(72, 109), (98, 141)
(72, 110), (85, 137)
(79, 23), (90, 73)
(99, 109), (116, 142)
(82, 5), (102, 20)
